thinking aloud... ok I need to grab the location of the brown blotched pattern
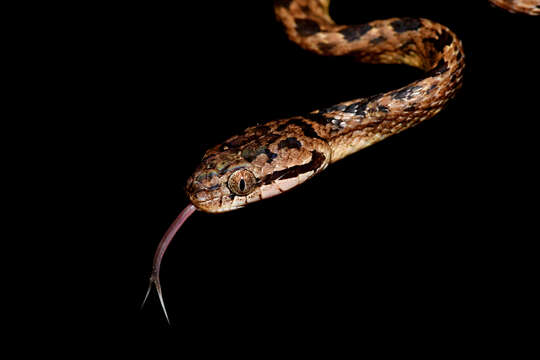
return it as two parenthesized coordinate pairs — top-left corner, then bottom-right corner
(273, 0), (468, 162)
(184, 0), (535, 213)
(489, 0), (540, 15)
(186, 116), (332, 212)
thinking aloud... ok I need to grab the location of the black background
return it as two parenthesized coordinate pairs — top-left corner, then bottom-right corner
(60, 1), (537, 343)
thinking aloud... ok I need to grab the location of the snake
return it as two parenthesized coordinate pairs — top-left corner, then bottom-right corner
(489, 0), (540, 14)
(142, 0), (540, 323)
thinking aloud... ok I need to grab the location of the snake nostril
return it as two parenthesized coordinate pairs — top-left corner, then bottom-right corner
(191, 179), (220, 191)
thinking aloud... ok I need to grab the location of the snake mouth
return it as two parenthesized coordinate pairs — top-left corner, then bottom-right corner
(185, 174), (226, 211)
(187, 180), (242, 213)
(187, 189), (222, 212)
(189, 195), (243, 213)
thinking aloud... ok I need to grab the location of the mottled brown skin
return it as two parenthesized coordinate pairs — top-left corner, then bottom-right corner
(489, 0), (540, 15)
(187, 119), (332, 212)
(144, 0), (538, 323)
(185, 0), (533, 213)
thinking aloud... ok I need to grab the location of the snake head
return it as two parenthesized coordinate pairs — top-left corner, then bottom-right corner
(186, 150), (259, 213)
(186, 121), (331, 213)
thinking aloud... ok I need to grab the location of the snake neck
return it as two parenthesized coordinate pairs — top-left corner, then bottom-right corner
(274, 1), (465, 163)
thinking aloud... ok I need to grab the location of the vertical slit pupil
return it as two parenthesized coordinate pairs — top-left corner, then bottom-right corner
(239, 178), (246, 191)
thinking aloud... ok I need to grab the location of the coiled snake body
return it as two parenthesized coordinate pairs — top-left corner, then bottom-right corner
(143, 0), (539, 322)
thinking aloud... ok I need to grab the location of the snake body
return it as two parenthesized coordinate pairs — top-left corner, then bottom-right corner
(186, 0), (537, 214)
(144, 0), (539, 322)
(186, 1), (538, 214)
(187, 0), (468, 213)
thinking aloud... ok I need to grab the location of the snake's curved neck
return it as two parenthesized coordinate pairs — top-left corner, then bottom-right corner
(274, 1), (465, 163)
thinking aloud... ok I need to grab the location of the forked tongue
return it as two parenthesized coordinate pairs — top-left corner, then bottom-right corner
(141, 203), (197, 324)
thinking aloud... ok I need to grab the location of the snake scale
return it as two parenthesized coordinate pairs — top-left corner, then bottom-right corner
(143, 0), (540, 323)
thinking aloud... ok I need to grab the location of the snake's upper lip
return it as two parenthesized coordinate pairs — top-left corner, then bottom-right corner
(187, 178), (220, 192)
(187, 192), (225, 213)
(203, 184), (220, 191)
(188, 185), (221, 204)
(186, 181), (220, 195)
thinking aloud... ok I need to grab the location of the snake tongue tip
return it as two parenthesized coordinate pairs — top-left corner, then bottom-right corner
(153, 274), (171, 324)
(141, 274), (171, 325)
(141, 278), (153, 310)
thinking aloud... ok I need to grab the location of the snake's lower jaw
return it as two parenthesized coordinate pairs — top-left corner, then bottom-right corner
(188, 196), (218, 213)
(186, 191), (233, 213)
(189, 196), (245, 213)
(185, 178), (222, 212)
(187, 192), (211, 212)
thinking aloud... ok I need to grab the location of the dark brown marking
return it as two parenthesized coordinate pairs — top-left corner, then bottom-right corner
(390, 18), (422, 33)
(201, 153), (217, 162)
(377, 105), (389, 113)
(262, 151), (326, 185)
(426, 84), (438, 94)
(277, 118), (325, 141)
(391, 85), (423, 100)
(223, 135), (255, 149)
(278, 137), (302, 150)
(339, 24), (372, 42)
(241, 147), (260, 162)
(399, 39), (416, 49)
(318, 42), (335, 52)
(264, 149), (278, 163)
(370, 36), (386, 45)
(263, 133), (282, 145)
(345, 99), (369, 116)
(295, 18), (321, 37)
(222, 131), (278, 152)
(344, 93), (384, 117)
(241, 145), (277, 163)
(427, 58), (449, 76)
(303, 112), (332, 125)
(423, 30), (454, 53)
(251, 125), (270, 136)
(404, 105), (416, 112)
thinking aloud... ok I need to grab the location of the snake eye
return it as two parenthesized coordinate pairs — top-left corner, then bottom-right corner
(228, 169), (256, 196)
